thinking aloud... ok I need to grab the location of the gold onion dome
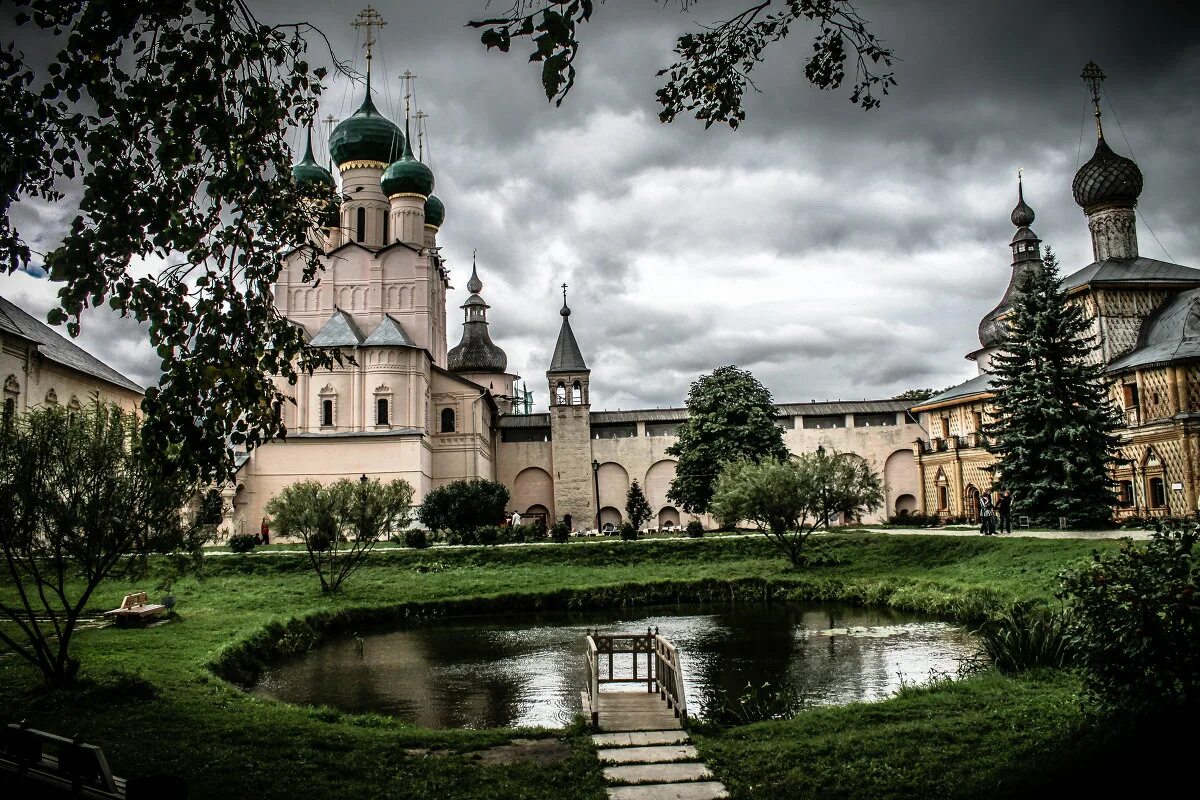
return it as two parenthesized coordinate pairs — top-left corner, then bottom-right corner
(381, 123), (434, 197)
(327, 75), (404, 168)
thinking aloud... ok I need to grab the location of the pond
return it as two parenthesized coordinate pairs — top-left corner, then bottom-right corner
(250, 602), (975, 729)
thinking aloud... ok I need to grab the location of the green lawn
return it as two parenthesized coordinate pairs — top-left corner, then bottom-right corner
(0, 532), (1153, 799)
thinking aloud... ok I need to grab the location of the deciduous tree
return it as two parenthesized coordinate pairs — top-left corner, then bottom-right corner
(667, 365), (789, 513)
(711, 450), (882, 566)
(266, 477), (413, 593)
(1, 0), (340, 483)
(469, 0), (896, 128)
(987, 249), (1121, 527)
(0, 402), (208, 685)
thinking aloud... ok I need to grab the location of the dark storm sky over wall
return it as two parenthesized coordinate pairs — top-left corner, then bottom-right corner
(2, 0), (1198, 408)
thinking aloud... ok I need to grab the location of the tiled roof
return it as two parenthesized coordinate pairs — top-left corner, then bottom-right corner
(910, 373), (996, 411)
(548, 311), (587, 373)
(0, 295), (143, 394)
(364, 314), (416, 347)
(1062, 257), (1200, 292)
(497, 399), (914, 427)
(309, 307), (365, 347)
(1107, 288), (1200, 373)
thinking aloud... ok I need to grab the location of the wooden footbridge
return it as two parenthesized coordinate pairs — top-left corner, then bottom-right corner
(583, 629), (729, 800)
(582, 628), (687, 731)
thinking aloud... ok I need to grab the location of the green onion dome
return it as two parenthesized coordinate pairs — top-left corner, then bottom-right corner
(381, 128), (434, 198)
(424, 194), (445, 228)
(292, 128), (335, 188)
(328, 77), (404, 169)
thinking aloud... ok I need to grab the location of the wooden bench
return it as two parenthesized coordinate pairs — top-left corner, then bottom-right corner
(0, 722), (125, 798)
(102, 592), (166, 627)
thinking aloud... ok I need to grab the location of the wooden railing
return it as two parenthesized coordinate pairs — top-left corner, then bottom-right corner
(583, 627), (688, 725)
(653, 634), (687, 720)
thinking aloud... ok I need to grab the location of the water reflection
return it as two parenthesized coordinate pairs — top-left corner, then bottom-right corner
(251, 602), (973, 729)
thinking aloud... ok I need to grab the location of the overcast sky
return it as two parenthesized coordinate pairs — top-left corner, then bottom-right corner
(3, 0), (1198, 409)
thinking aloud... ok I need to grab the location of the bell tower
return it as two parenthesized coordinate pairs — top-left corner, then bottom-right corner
(547, 285), (595, 531)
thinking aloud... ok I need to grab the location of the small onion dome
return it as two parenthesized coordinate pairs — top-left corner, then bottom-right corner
(292, 128), (335, 188)
(328, 77), (404, 168)
(466, 260), (483, 293)
(381, 129), (434, 198)
(424, 194), (445, 228)
(1072, 136), (1143, 211)
(1011, 182), (1035, 227)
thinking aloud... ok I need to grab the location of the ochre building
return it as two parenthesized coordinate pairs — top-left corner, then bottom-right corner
(913, 69), (1200, 522)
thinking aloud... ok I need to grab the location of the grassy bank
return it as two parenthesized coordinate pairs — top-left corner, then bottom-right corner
(0, 532), (1128, 799)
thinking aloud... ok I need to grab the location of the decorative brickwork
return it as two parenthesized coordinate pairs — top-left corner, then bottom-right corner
(1140, 367), (1174, 422)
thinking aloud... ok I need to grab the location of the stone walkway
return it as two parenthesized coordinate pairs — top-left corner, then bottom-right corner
(592, 730), (727, 800)
(875, 526), (1152, 540)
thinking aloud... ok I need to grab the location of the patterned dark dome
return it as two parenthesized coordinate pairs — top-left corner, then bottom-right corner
(1011, 189), (1034, 227)
(424, 194), (445, 228)
(1072, 137), (1143, 211)
(328, 80), (404, 168)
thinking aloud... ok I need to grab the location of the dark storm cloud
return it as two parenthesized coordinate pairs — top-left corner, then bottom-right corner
(4, 0), (1198, 411)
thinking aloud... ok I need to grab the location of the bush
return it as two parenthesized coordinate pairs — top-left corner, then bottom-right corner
(402, 529), (429, 549)
(418, 479), (510, 541)
(886, 512), (938, 527)
(227, 533), (259, 553)
(686, 520), (705, 538)
(1059, 522), (1200, 713)
(972, 606), (1075, 673)
(477, 525), (502, 546)
(550, 522), (570, 543)
(619, 523), (638, 541)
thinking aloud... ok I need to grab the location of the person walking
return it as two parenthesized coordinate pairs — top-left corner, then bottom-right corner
(997, 490), (1013, 535)
(978, 494), (995, 535)
(259, 517), (270, 545)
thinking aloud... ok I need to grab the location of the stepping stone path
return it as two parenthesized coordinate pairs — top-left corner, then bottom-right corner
(592, 730), (728, 800)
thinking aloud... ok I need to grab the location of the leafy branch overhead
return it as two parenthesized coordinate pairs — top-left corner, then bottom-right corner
(3, 0), (344, 482)
(469, 0), (896, 128)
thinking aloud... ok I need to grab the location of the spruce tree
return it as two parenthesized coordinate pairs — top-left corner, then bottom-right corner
(625, 480), (652, 531)
(986, 248), (1122, 527)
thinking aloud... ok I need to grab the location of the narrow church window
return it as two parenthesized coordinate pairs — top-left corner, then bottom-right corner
(940, 417), (950, 438)
(1121, 383), (1138, 408)
(555, 382), (567, 405)
(441, 408), (456, 433)
(972, 411), (983, 431)
(1117, 480), (1133, 507)
(937, 486), (948, 511)
(572, 381), (582, 405)
(382, 210), (388, 244)
(377, 398), (389, 426)
(322, 399), (334, 427)
(2, 397), (13, 425)
(1148, 477), (1166, 508)
(356, 207), (366, 243)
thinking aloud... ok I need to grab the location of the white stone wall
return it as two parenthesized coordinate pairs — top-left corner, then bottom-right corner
(1, 331), (142, 416)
